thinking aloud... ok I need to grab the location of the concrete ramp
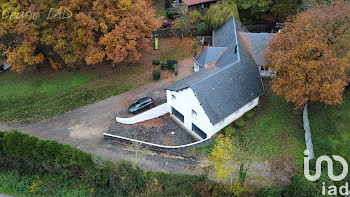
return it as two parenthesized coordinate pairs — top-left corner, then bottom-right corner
(116, 103), (169, 124)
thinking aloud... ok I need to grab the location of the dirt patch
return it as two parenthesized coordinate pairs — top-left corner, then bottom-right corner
(134, 117), (166, 128)
(119, 94), (134, 109)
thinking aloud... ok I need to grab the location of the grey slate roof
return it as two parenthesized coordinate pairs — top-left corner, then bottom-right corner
(165, 67), (219, 91)
(165, 18), (265, 125)
(240, 33), (275, 65)
(214, 18), (239, 68)
(194, 47), (226, 67)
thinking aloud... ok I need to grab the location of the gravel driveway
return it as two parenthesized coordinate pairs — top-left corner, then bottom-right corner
(0, 60), (209, 174)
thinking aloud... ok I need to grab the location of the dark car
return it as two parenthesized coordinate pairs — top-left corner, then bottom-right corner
(128, 97), (155, 114)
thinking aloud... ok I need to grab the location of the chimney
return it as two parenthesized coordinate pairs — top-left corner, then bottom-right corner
(234, 45), (237, 53)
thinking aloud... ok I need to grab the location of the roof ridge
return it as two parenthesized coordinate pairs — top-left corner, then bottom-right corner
(191, 18), (240, 88)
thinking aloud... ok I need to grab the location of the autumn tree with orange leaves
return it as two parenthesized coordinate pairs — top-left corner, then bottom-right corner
(0, 0), (158, 72)
(263, 1), (350, 108)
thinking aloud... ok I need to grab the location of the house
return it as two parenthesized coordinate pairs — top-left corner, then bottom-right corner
(194, 28), (276, 77)
(164, 18), (265, 140)
(240, 33), (277, 77)
(173, 0), (218, 13)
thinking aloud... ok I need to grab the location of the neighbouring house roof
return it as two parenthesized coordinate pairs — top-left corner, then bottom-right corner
(240, 32), (275, 65)
(165, 18), (264, 125)
(182, 0), (216, 6)
(194, 47), (226, 67)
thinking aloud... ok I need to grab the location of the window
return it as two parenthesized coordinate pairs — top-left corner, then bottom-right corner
(192, 110), (197, 118)
(172, 94), (176, 101)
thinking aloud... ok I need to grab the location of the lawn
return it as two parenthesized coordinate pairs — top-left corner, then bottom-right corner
(308, 91), (350, 171)
(0, 37), (194, 123)
(194, 83), (350, 188)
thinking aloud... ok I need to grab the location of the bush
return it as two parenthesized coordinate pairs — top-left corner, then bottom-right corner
(194, 49), (198, 56)
(282, 173), (319, 197)
(166, 7), (182, 20)
(170, 64), (178, 72)
(166, 59), (178, 69)
(223, 126), (235, 137)
(161, 63), (167, 70)
(0, 130), (94, 176)
(245, 111), (255, 120)
(152, 69), (161, 80)
(190, 10), (201, 22)
(193, 40), (198, 49)
(0, 130), (222, 197)
(152, 59), (160, 65)
(256, 184), (283, 197)
(234, 119), (245, 128)
(197, 22), (208, 34)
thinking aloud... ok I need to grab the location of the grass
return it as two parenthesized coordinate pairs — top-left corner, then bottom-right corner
(195, 88), (305, 164)
(193, 85), (350, 188)
(0, 170), (90, 197)
(0, 67), (147, 123)
(236, 94), (305, 163)
(160, 45), (193, 62)
(0, 37), (194, 123)
(308, 91), (350, 164)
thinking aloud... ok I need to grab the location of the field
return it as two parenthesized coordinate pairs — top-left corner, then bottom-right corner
(0, 37), (194, 123)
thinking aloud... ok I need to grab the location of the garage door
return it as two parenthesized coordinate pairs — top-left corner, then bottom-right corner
(192, 124), (207, 139)
(171, 107), (184, 123)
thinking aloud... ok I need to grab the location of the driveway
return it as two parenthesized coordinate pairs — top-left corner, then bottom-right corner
(0, 60), (208, 174)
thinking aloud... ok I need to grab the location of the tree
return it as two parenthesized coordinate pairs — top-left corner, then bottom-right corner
(173, 14), (191, 39)
(208, 135), (244, 196)
(300, 0), (350, 10)
(0, 0), (158, 72)
(269, 0), (299, 22)
(235, 0), (273, 19)
(205, 0), (240, 31)
(263, 1), (350, 109)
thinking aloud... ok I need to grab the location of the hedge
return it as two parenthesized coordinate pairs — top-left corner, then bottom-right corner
(0, 130), (223, 196)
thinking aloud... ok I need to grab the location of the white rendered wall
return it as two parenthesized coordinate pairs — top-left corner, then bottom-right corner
(166, 89), (260, 139)
(116, 103), (169, 124)
(166, 88), (213, 139)
(210, 97), (259, 137)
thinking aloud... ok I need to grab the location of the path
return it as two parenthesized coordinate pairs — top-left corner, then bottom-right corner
(0, 58), (205, 174)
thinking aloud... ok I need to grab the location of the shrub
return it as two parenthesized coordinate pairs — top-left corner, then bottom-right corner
(234, 119), (245, 128)
(282, 172), (319, 197)
(245, 111), (255, 120)
(197, 22), (208, 34)
(166, 7), (181, 20)
(194, 49), (198, 56)
(193, 40), (198, 49)
(152, 69), (161, 80)
(166, 59), (178, 69)
(0, 130), (94, 175)
(152, 59), (160, 65)
(223, 126), (235, 137)
(190, 10), (201, 22)
(193, 181), (212, 197)
(256, 184), (283, 197)
(170, 64), (178, 72)
(161, 63), (167, 70)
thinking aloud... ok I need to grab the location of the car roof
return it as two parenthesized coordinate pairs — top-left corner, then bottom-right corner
(138, 97), (152, 103)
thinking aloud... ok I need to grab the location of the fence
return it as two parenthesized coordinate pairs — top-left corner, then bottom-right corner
(303, 103), (315, 160)
(153, 28), (210, 38)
